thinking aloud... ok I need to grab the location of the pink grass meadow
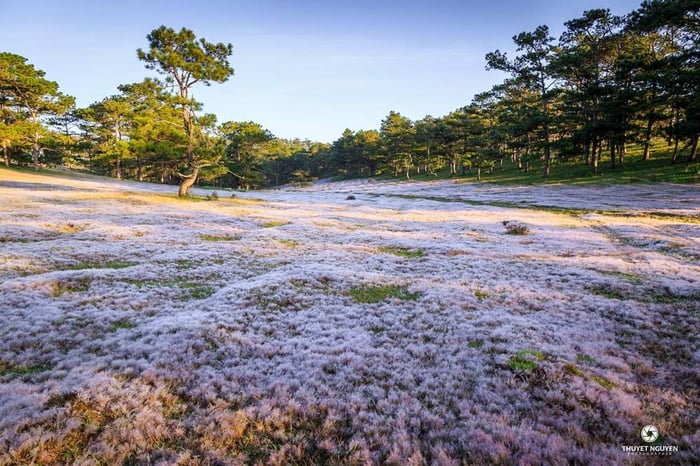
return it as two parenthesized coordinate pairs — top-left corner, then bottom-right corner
(0, 169), (698, 464)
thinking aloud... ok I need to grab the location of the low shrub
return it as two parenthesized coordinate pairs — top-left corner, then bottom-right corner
(503, 220), (530, 235)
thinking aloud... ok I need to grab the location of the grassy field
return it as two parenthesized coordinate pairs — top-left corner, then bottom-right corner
(0, 167), (698, 465)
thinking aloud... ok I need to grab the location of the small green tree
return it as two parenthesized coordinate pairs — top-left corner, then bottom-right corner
(221, 121), (274, 190)
(379, 111), (415, 178)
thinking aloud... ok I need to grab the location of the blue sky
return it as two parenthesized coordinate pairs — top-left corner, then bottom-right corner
(1, 0), (642, 142)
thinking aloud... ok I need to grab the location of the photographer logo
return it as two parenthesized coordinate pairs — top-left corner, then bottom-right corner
(621, 425), (678, 456)
(641, 425), (658, 443)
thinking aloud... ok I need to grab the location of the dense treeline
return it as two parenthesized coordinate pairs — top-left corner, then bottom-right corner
(1, 0), (698, 191)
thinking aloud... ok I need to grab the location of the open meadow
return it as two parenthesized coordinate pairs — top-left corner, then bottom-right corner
(0, 168), (698, 465)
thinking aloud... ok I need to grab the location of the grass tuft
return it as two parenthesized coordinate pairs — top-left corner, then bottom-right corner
(262, 220), (290, 228)
(201, 234), (240, 242)
(278, 239), (301, 247)
(507, 349), (546, 374)
(563, 362), (583, 377)
(66, 259), (136, 270)
(592, 375), (616, 389)
(577, 354), (596, 365)
(378, 246), (424, 258)
(0, 361), (52, 377)
(108, 320), (134, 332)
(349, 284), (420, 303)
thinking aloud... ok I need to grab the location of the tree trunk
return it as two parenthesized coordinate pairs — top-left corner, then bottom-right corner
(116, 153), (122, 180)
(477, 166), (481, 181)
(671, 137), (680, 163)
(643, 118), (653, 161)
(618, 143), (625, 165)
(137, 157), (143, 181)
(610, 141), (616, 169)
(542, 151), (551, 177)
(689, 135), (698, 162)
(591, 139), (600, 174)
(2, 141), (8, 167)
(178, 166), (201, 197)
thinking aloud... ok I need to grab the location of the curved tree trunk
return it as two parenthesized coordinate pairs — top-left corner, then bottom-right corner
(178, 166), (200, 197)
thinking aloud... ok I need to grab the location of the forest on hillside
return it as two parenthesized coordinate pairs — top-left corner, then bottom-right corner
(1, 0), (698, 191)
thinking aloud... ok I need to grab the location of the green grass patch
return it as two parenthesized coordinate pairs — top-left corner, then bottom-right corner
(592, 375), (616, 389)
(108, 319), (134, 332)
(588, 284), (627, 300)
(600, 270), (644, 285)
(507, 349), (547, 374)
(261, 220), (290, 228)
(349, 284), (420, 303)
(468, 340), (484, 349)
(563, 362), (584, 377)
(201, 234), (240, 242)
(180, 283), (215, 300)
(121, 276), (216, 300)
(377, 246), (424, 258)
(473, 289), (490, 301)
(577, 354), (597, 365)
(278, 239), (301, 247)
(0, 361), (51, 377)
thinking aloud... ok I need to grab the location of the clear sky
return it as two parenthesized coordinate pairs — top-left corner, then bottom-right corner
(1, 0), (643, 142)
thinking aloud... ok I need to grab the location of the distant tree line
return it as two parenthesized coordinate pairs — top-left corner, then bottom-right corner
(0, 0), (697, 191)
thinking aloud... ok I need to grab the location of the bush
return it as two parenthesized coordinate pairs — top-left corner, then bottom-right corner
(346, 195), (356, 200)
(503, 220), (530, 235)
